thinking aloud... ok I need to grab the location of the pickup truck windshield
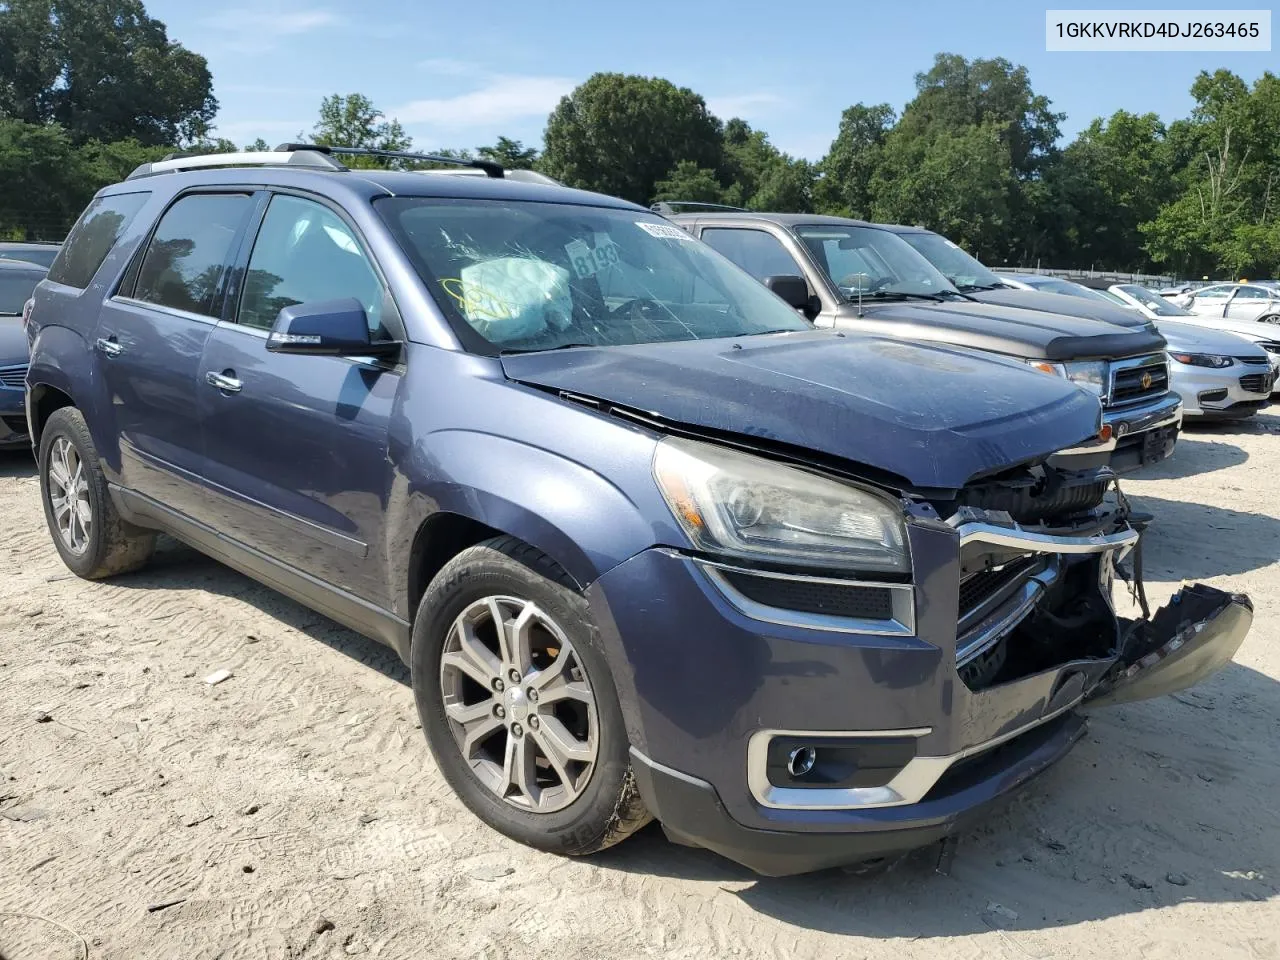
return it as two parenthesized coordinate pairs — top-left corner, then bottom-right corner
(895, 232), (1006, 291)
(793, 225), (959, 300)
(377, 198), (810, 353)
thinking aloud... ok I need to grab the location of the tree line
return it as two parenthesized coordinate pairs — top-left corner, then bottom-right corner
(2, 0), (1277, 279)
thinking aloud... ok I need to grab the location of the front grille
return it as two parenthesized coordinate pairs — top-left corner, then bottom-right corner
(718, 571), (895, 620)
(1240, 372), (1274, 394)
(958, 555), (1042, 624)
(1109, 357), (1168, 406)
(0, 364), (27, 389)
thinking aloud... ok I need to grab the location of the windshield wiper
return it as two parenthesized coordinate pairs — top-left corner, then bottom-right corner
(954, 282), (1004, 292)
(849, 290), (948, 303)
(500, 342), (598, 355)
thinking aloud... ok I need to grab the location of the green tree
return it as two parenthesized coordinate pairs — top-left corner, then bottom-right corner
(541, 73), (723, 204)
(1052, 111), (1173, 271)
(652, 160), (725, 205)
(0, 0), (216, 145)
(244, 137), (271, 152)
(814, 103), (895, 217)
(720, 119), (813, 212)
(478, 136), (538, 169)
(310, 93), (412, 167)
(1143, 70), (1280, 277)
(871, 122), (1016, 262)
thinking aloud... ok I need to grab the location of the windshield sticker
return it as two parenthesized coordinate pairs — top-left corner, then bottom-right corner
(635, 221), (694, 242)
(565, 238), (621, 279)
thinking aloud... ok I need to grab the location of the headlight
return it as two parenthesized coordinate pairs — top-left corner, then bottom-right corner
(1170, 353), (1233, 368)
(1024, 359), (1108, 396)
(652, 437), (909, 573)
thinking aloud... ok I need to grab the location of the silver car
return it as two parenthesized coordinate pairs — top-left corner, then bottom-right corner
(1157, 321), (1274, 419)
(1109, 283), (1280, 382)
(1174, 283), (1280, 323)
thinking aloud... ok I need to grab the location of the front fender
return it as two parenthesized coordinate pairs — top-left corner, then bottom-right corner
(385, 428), (682, 619)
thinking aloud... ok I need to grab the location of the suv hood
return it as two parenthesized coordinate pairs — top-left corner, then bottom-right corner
(848, 298), (1165, 361)
(964, 287), (1152, 327)
(501, 330), (1102, 490)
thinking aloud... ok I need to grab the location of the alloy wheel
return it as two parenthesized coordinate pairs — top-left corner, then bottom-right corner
(47, 437), (91, 554)
(439, 595), (599, 813)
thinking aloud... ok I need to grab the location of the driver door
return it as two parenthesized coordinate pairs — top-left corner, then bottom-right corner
(195, 192), (402, 605)
(699, 227), (820, 319)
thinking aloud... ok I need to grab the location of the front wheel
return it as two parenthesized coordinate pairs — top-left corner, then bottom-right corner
(411, 536), (650, 856)
(38, 407), (155, 579)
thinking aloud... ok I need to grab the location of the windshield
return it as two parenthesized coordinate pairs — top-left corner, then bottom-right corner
(0, 269), (41, 316)
(1023, 277), (1120, 303)
(793, 225), (958, 299)
(1115, 285), (1192, 317)
(896, 232), (1004, 290)
(376, 199), (810, 352)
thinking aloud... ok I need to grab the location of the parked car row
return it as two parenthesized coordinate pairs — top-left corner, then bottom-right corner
(13, 147), (1258, 877)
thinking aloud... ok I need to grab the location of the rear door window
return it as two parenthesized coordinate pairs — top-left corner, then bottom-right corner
(701, 228), (804, 281)
(133, 194), (254, 318)
(47, 192), (150, 289)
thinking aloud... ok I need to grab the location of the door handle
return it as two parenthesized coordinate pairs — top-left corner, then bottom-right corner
(95, 337), (122, 357)
(206, 371), (243, 393)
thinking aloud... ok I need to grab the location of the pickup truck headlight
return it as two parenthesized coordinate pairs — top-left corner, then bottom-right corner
(652, 438), (909, 573)
(1025, 359), (1108, 397)
(1170, 353), (1234, 368)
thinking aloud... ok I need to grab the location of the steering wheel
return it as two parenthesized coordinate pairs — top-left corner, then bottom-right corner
(838, 274), (890, 293)
(610, 298), (670, 321)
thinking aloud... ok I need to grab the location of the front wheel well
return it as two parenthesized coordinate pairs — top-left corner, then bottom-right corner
(28, 384), (75, 448)
(407, 514), (583, 618)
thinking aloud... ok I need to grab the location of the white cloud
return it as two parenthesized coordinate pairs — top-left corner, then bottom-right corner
(201, 8), (339, 53)
(392, 75), (575, 129)
(705, 93), (785, 119)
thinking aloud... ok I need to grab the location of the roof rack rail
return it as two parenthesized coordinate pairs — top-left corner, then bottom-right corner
(650, 201), (748, 215)
(127, 148), (346, 180)
(279, 143), (505, 178)
(125, 143), (507, 181)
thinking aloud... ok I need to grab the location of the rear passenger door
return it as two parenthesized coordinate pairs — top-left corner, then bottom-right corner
(94, 191), (255, 517)
(195, 192), (401, 605)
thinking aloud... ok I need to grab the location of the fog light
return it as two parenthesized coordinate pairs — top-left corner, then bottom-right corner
(786, 745), (817, 778)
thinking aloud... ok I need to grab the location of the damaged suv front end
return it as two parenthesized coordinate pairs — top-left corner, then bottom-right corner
(588, 438), (1251, 876)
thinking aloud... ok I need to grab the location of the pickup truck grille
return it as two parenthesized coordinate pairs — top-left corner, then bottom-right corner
(1108, 356), (1168, 407)
(0, 364), (28, 389)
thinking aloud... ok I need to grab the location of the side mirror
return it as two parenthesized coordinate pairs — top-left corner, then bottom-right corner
(267, 298), (399, 358)
(763, 274), (810, 311)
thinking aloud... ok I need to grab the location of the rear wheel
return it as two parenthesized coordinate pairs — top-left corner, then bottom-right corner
(38, 407), (155, 579)
(411, 536), (650, 855)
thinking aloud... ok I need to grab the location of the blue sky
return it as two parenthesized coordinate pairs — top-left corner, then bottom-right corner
(147, 0), (1275, 159)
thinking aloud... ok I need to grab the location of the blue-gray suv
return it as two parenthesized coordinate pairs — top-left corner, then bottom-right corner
(23, 146), (1252, 876)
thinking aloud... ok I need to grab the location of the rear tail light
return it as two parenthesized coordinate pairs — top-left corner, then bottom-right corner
(21, 298), (34, 328)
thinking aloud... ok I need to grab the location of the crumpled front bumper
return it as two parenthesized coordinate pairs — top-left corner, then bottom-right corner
(588, 522), (1252, 876)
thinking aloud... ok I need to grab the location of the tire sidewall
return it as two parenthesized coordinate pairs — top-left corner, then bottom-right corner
(411, 546), (631, 854)
(38, 408), (111, 577)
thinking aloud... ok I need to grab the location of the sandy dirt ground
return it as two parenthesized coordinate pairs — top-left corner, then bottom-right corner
(1, 416), (1278, 960)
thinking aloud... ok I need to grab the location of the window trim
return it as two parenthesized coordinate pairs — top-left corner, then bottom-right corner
(122, 186), (259, 321)
(224, 186), (406, 343)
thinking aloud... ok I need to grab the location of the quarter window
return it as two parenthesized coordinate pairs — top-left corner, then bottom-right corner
(47, 192), (150, 289)
(1233, 286), (1268, 300)
(236, 194), (387, 336)
(134, 194), (253, 317)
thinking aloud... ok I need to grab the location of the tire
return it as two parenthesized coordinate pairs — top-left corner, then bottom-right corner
(38, 407), (156, 579)
(411, 535), (650, 856)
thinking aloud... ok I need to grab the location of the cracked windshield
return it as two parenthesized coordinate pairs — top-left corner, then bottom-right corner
(377, 198), (810, 352)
